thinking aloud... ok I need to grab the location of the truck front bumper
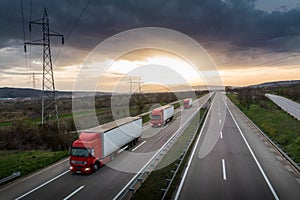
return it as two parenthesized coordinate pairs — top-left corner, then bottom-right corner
(70, 165), (92, 174)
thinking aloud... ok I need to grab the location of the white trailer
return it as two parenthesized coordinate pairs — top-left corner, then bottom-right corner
(151, 105), (174, 127)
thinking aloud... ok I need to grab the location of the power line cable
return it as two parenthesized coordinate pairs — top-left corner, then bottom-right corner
(29, 0), (32, 73)
(52, 0), (92, 65)
(20, 0), (28, 77)
(255, 53), (300, 67)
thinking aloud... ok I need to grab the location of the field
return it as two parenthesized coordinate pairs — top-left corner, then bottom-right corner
(0, 150), (68, 182)
(227, 93), (300, 163)
(0, 91), (207, 185)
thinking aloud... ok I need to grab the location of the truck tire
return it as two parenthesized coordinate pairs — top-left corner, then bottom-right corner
(93, 162), (99, 171)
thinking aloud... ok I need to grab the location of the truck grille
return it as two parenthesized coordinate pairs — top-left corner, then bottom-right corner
(71, 160), (86, 165)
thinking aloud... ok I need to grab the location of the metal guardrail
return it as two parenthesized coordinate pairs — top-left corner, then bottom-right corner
(226, 97), (300, 173)
(0, 172), (21, 185)
(114, 102), (206, 200)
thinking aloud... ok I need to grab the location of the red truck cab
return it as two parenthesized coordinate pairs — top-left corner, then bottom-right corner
(70, 133), (102, 174)
(151, 109), (164, 127)
(183, 98), (192, 109)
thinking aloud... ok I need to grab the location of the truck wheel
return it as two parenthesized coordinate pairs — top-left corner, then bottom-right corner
(93, 162), (99, 171)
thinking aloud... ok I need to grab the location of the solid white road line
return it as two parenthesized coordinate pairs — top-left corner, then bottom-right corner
(63, 185), (84, 200)
(220, 131), (223, 139)
(142, 125), (151, 131)
(163, 124), (169, 129)
(132, 140), (147, 152)
(174, 102), (213, 200)
(15, 170), (69, 200)
(222, 159), (227, 180)
(118, 145), (128, 153)
(225, 98), (279, 200)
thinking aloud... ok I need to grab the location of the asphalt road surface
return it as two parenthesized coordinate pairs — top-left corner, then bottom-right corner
(0, 94), (210, 200)
(176, 92), (300, 200)
(266, 93), (300, 121)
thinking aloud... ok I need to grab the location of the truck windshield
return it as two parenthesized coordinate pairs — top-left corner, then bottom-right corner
(70, 148), (89, 157)
(151, 115), (161, 120)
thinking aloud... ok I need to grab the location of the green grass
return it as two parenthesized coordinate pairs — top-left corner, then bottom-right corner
(0, 108), (111, 127)
(0, 150), (68, 182)
(134, 108), (207, 200)
(227, 94), (300, 163)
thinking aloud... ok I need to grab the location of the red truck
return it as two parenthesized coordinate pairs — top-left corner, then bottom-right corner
(70, 117), (142, 174)
(150, 105), (174, 127)
(183, 98), (193, 109)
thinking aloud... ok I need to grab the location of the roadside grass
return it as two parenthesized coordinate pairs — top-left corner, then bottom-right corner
(134, 108), (207, 200)
(227, 94), (300, 163)
(0, 150), (68, 182)
(0, 108), (111, 127)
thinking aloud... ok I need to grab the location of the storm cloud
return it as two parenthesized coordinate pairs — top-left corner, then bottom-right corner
(0, 0), (300, 82)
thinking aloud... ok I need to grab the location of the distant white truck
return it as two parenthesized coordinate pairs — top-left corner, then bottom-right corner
(150, 105), (174, 127)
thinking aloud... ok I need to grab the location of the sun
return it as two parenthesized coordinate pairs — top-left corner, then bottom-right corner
(99, 48), (206, 93)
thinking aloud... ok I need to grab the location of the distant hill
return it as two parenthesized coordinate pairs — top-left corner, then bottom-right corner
(0, 87), (108, 98)
(247, 80), (300, 88)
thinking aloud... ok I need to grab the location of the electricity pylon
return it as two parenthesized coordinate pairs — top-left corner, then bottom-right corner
(24, 8), (64, 129)
(127, 78), (143, 94)
(28, 72), (39, 89)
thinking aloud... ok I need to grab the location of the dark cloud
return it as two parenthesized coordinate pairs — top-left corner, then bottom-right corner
(1, 0), (300, 64)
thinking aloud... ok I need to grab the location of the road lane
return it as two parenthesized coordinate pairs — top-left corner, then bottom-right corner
(226, 96), (300, 199)
(176, 92), (300, 199)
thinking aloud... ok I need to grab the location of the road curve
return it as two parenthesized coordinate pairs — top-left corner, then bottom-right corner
(266, 93), (300, 121)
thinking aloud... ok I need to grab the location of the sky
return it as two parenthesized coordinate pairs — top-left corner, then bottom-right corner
(0, 0), (300, 92)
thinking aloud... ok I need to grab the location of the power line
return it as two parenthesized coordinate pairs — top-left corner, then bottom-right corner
(20, 0), (28, 77)
(52, 0), (92, 64)
(29, 0), (32, 72)
(254, 53), (300, 67)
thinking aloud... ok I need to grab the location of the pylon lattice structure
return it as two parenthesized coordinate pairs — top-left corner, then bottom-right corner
(24, 9), (64, 128)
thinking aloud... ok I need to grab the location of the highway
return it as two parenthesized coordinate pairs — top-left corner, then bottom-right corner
(266, 93), (300, 121)
(176, 92), (300, 200)
(0, 95), (210, 200)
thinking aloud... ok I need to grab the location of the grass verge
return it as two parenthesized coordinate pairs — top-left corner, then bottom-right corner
(0, 150), (68, 184)
(227, 94), (300, 163)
